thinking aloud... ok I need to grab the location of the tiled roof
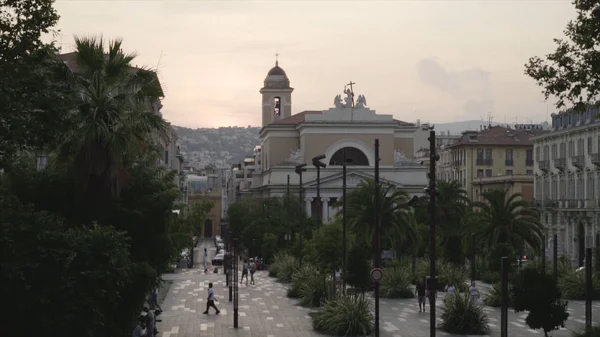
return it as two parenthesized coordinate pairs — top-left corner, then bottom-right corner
(449, 125), (547, 147)
(272, 111), (413, 126)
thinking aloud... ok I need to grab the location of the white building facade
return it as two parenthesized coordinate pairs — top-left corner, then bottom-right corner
(533, 108), (600, 267)
(226, 61), (429, 223)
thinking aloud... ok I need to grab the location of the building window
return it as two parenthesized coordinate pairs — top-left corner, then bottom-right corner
(477, 149), (484, 160)
(568, 140), (574, 156)
(506, 169), (513, 175)
(484, 149), (492, 159)
(535, 147), (540, 161)
(164, 150), (169, 165)
(477, 169), (484, 177)
(559, 142), (566, 158)
(485, 169), (492, 177)
(526, 170), (533, 175)
(506, 149), (513, 165)
(577, 138), (584, 155)
(588, 137), (593, 154)
(550, 144), (556, 160)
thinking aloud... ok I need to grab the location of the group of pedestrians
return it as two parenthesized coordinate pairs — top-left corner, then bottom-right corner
(240, 258), (257, 285)
(414, 280), (481, 312)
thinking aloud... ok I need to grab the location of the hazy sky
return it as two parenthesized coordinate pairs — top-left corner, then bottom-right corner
(52, 0), (575, 128)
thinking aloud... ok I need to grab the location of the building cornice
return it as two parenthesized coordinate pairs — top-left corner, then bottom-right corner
(532, 122), (600, 141)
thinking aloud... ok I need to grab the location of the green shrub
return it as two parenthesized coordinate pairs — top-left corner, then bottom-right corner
(299, 272), (330, 307)
(480, 271), (500, 284)
(381, 268), (414, 299)
(288, 264), (317, 299)
(573, 326), (600, 337)
(483, 282), (514, 307)
(558, 269), (600, 300)
(268, 252), (298, 282)
(345, 245), (371, 292)
(440, 294), (489, 335)
(440, 263), (469, 292)
(312, 294), (373, 336)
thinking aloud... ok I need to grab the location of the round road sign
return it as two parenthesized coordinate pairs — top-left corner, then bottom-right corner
(370, 268), (383, 282)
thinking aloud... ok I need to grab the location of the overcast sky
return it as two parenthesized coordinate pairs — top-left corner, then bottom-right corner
(52, 0), (575, 128)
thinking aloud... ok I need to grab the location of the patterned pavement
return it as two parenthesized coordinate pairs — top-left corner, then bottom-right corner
(156, 244), (600, 337)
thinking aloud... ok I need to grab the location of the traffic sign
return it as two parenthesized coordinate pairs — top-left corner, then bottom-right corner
(370, 268), (383, 282)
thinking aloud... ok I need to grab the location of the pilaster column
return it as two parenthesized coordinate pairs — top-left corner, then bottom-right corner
(321, 197), (330, 224)
(304, 197), (312, 218)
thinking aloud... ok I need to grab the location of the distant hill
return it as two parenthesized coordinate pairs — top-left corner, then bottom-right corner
(433, 120), (503, 135)
(173, 120), (547, 166)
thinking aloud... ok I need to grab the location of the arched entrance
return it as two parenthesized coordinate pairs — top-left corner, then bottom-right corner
(329, 147), (369, 166)
(578, 222), (585, 267)
(204, 219), (213, 238)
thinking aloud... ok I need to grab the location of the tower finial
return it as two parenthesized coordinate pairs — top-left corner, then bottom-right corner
(275, 52), (279, 66)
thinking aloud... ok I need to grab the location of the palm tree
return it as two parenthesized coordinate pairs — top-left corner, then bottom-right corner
(335, 179), (418, 253)
(468, 188), (543, 254)
(57, 36), (168, 218)
(436, 180), (470, 265)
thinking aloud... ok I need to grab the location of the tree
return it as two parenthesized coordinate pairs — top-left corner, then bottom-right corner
(184, 200), (213, 266)
(0, 0), (72, 169)
(512, 267), (569, 337)
(345, 243), (372, 292)
(310, 221), (344, 274)
(435, 180), (470, 265)
(339, 179), (417, 252)
(468, 189), (544, 256)
(56, 36), (169, 219)
(525, 0), (600, 112)
(0, 189), (133, 337)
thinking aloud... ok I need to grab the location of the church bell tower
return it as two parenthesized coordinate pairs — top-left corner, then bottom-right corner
(260, 57), (293, 127)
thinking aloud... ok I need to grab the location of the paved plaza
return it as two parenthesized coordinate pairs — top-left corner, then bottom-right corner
(156, 245), (600, 337)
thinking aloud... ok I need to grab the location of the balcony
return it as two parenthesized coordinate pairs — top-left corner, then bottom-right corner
(543, 199), (557, 208)
(476, 158), (493, 166)
(526, 158), (534, 166)
(566, 199), (579, 208)
(452, 160), (462, 167)
(532, 199), (541, 208)
(539, 160), (550, 172)
(505, 159), (514, 166)
(592, 153), (600, 167)
(554, 157), (566, 171)
(572, 155), (585, 168)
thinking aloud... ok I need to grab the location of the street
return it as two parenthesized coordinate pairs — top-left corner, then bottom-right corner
(157, 243), (599, 337)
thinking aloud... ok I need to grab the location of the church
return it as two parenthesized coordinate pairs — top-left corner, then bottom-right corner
(227, 60), (429, 223)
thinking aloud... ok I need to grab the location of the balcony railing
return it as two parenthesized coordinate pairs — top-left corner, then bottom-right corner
(554, 157), (566, 171)
(543, 199), (557, 208)
(476, 158), (493, 166)
(539, 160), (550, 171)
(526, 158), (534, 166)
(566, 199), (578, 208)
(505, 159), (514, 166)
(572, 155), (585, 168)
(452, 160), (462, 166)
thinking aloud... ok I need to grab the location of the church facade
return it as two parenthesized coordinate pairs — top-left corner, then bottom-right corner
(230, 61), (429, 223)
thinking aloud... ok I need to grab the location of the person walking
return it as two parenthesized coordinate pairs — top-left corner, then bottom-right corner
(444, 282), (456, 299)
(203, 248), (209, 273)
(415, 279), (427, 312)
(249, 258), (257, 285)
(240, 259), (249, 285)
(469, 281), (481, 304)
(132, 316), (147, 337)
(142, 307), (155, 337)
(203, 282), (220, 314)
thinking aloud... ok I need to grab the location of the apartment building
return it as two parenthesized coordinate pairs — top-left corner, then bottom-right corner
(533, 107), (600, 266)
(440, 124), (543, 201)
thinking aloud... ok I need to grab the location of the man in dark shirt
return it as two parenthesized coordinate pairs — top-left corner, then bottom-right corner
(415, 280), (427, 312)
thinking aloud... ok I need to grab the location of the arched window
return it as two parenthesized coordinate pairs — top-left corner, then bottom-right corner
(329, 147), (369, 166)
(273, 96), (281, 116)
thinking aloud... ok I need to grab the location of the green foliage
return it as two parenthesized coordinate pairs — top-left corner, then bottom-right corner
(483, 283), (514, 308)
(524, 0), (600, 112)
(310, 220), (344, 273)
(380, 268), (414, 299)
(186, 200), (213, 237)
(558, 269), (600, 300)
(268, 252), (298, 283)
(414, 258), (468, 291)
(299, 272), (331, 307)
(488, 243), (517, 272)
(512, 267), (570, 336)
(345, 244), (372, 292)
(261, 233), (279, 262)
(312, 295), (373, 336)
(573, 327), (600, 337)
(288, 264), (318, 299)
(0, 194), (133, 337)
(440, 294), (489, 335)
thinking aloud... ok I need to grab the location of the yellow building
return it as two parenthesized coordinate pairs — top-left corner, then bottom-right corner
(188, 185), (223, 238)
(442, 125), (546, 202)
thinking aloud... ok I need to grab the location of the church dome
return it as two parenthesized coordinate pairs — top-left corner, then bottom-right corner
(267, 64), (287, 77)
(263, 61), (290, 89)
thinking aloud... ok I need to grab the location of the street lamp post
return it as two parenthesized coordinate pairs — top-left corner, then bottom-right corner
(427, 129), (440, 337)
(295, 163), (307, 265)
(233, 238), (239, 328)
(342, 149), (348, 292)
(374, 139), (381, 337)
(312, 154), (327, 225)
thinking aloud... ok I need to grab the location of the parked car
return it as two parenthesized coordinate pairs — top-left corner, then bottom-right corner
(212, 251), (225, 265)
(216, 242), (225, 253)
